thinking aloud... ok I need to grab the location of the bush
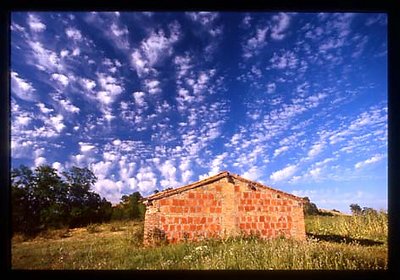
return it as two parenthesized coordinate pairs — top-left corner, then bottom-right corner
(86, 224), (101, 234)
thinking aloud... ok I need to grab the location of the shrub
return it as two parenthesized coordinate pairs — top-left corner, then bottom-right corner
(86, 224), (100, 234)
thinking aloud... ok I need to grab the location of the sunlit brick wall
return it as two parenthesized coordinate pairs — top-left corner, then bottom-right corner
(143, 176), (305, 245)
(233, 178), (305, 240)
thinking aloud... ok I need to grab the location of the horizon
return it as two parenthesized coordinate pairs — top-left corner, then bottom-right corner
(11, 12), (387, 214)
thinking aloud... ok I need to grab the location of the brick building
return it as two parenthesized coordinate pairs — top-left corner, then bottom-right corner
(142, 171), (305, 245)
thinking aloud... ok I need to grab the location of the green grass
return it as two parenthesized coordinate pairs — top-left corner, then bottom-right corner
(12, 214), (388, 270)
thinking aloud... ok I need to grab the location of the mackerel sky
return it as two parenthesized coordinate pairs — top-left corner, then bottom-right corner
(10, 12), (387, 212)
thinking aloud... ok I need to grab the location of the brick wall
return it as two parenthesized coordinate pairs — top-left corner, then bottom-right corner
(143, 176), (305, 245)
(233, 178), (305, 240)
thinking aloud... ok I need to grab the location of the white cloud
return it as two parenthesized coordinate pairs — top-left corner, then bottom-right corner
(355, 154), (384, 169)
(159, 160), (180, 189)
(80, 78), (96, 91)
(270, 164), (297, 182)
(273, 145), (289, 157)
(59, 98), (80, 114)
(37, 102), (54, 114)
(49, 114), (66, 133)
(96, 73), (124, 107)
(307, 143), (324, 158)
(270, 50), (298, 69)
(144, 79), (161, 94)
(52, 162), (64, 173)
(267, 82), (276, 93)
(186, 12), (219, 27)
(270, 13), (291, 40)
(27, 14), (46, 32)
(113, 139), (122, 146)
(242, 166), (263, 181)
(136, 166), (157, 193)
(35, 156), (47, 166)
(60, 49), (69, 57)
(79, 142), (96, 153)
(15, 114), (32, 127)
(51, 73), (69, 87)
(131, 23), (181, 77)
(133, 91), (146, 107)
(65, 27), (82, 41)
(243, 27), (268, 58)
(93, 178), (122, 204)
(27, 40), (63, 72)
(11, 72), (36, 102)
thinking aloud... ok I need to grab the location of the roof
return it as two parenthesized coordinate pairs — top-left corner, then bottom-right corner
(142, 171), (304, 203)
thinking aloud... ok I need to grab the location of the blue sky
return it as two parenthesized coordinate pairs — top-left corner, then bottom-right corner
(10, 12), (387, 212)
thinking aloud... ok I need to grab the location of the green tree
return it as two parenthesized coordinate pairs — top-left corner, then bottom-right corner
(11, 164), (113, 235)
(350, 203), (362, 215)
(361, 207), (378, 216)
(112, 192), (146, 221)
(302, 197), (320, 216)
(63, 166), (112, 226)
(33, 165), (69, 229)
(11, 165), (38, 235)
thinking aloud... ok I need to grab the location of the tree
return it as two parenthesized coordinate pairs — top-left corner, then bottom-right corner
(111, 192), (146, 221)
(302, 197), (320, 216)
(361, 207), (378, 216)
(11, 164), (113, 235)
(11, 165), (38, 235)
(34, 165), (69, 229)
(350, 203), (362, 215)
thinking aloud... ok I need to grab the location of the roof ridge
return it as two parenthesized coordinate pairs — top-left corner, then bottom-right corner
(142, 170), (303, 202)
(142, 171), (229, 201)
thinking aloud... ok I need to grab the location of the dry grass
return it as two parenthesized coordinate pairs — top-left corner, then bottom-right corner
(11, 214), (387, 270)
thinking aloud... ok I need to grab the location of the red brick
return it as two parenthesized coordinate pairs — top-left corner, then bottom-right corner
(215, 185), (222, 191)
(143, 176), (306, 245)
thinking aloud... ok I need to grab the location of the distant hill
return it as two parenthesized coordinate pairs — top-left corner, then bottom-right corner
(318, 208), (351, 216)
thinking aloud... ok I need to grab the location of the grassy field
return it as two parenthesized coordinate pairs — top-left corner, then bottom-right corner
(11, 213), (387, 270)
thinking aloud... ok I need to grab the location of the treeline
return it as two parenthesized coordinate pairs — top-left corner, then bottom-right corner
(303, 197), (384, 216)
(11, 164), (146, 236)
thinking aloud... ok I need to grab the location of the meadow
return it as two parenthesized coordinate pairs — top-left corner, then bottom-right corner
(11, 212), (388, 270)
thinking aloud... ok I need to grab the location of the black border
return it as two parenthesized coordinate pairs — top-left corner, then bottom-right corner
(1, 1), (398, 280)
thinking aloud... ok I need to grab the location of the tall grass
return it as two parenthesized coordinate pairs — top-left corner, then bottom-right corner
(306, 212), (388, 243)
(12, 214), (387, 270)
